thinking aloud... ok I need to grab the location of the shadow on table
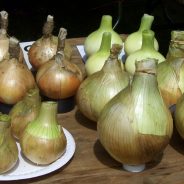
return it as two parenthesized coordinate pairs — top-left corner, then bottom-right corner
(169, 122), (184, 155)
(93, 139), (122, 170)
(0, 156), (74, 184)
(75, 109), (97, 131)
(93, 139), (163, 172)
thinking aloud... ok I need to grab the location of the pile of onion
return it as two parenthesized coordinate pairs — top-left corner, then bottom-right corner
(0, 37), (36, 104)
(28, 15), (72, 70)
(36, 28), (83, 99)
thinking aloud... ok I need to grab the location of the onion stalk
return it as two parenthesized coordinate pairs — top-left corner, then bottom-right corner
(28, 15), (72, 70)
(0, 11), (24, 63)
(84, 15), (123, 57)
(0, 113), (18, 174)
(125, 30), (165, 75)
(20, 101), (67, 165)
(77, 44), (129, 122)
(10, 87), (41, 140)
(85, 32), (111, 76)
(157, 30), (184, 107)
(36, 28), (82, 99)
(97, 58), (173, 172)
(124, 14), (159, 56)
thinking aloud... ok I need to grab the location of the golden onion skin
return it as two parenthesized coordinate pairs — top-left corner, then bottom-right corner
(76, 44), (129, 122)
(175, 94), (184, 139)
(20, 101), (67, 165)
(36, 59), (82, 99)
(20, 129), (66, 165)
(0, 58), (36, 104)
(0, 115), (18, 174)
(97, 59), (173, 165)
(28, 36), (72, 70)
(10, 88), (41, 140)
(157, 60), (183, 107)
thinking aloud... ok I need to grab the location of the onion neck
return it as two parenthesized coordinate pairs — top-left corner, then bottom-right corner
(37, 102), (58, 126)
(99, 15), (112, 31)
(167, 31), (184, 59)
(102, 44), (122, 72)
(42, 15), (54, 38)
(25, 88), (41, 106)
(0, 114), (11, 131)
(141, 30), (155, 51)
(138, 14), (154, 32)
(98, 32), (111, 53)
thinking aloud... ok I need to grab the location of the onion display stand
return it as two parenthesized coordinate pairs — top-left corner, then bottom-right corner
(122, 164), (145, 173)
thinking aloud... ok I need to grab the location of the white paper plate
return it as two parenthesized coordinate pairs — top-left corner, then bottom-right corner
(0, 128), (75, 181)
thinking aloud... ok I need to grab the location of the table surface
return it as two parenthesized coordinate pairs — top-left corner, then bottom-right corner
(1, 37), (184, 184)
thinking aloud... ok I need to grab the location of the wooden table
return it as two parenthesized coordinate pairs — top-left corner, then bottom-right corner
(2, 37), (184, 184)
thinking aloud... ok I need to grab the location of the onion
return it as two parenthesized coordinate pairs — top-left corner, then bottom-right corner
(28, 15), (72, 70)
(10, 88), (41, 140)
(77, 44), (129, 122)
(124, 14), (159, 56)
(0, 113), (18, 174)
(0, 37), (36, 104)
(0, 11), (23, 63)
(20, 101), (67, 165)
(97, 58), (173, 172)
(125, 30), (165, 75)
(157, 31), (184, 108)
(36, 28), (83, 99)
(85, 32), (111, 76)
(84, 15), (123, 57)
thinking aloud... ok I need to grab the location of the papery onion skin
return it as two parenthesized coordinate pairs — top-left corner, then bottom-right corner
(157, 31), (184, 107)
(157, 59), (184, 107)
(20, 101), (67, 165)
(0, 114), (18, 174)
(85, 32), (111, 76)
(175, 95), (184, 139)
(77, 44), (129, 122)
(36, 60), (82, 99)
(10, 88), (41, 140)
(0, 58), (36, 104)
(84, 15), (123, 57)
(97, 59), (173, 165)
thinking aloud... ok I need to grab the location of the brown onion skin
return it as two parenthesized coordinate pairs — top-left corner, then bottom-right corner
(0, 59), (36, 104)
(28, 36), (72, 70)
(20, 130), (66, 165)
(0, 124), (18, 173)
(36, 60), (81, 99)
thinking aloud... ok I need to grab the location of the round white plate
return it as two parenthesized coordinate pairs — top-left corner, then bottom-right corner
(0, 128), (75, 181)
